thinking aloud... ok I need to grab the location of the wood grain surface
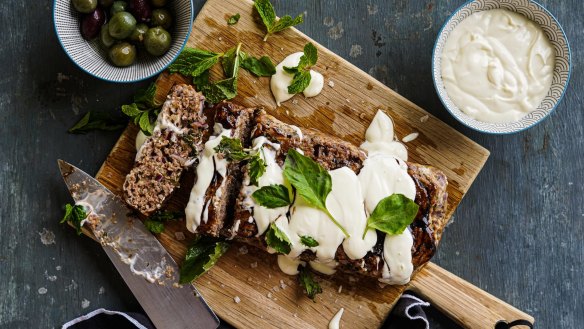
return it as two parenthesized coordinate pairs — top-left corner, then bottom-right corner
(93, 0), (492, 327)
(2, 0), (582, 328)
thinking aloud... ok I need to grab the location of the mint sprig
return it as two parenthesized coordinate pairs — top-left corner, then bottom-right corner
(179, 237), (230, 284)
(254, 0), (303, 41)
(298, 266), (322, 300)
(284, 43), (318, 94)
(252, 184), (292, 208)
(60, 204), (88, 235)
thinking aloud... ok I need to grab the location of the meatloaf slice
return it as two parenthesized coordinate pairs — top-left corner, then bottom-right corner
(123, 84), (206, 216)
(185, 102), (258, 236)
(226, 111), (448, 279)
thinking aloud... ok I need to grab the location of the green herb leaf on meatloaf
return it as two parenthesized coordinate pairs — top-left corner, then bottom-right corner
(241, 55), (276, 77)
(60, 203), (88, 235)
(299, 235), (319, 247)
(227, 13), (240, 25)
(252, 184), (292, 208)
(179, 237), (230, 284)
(168, 48), (223, 78)
(200, 77), (238, 104)
(284, 43), (318, 94)
(68, 111), (126, 134)
(283, 149), (349, 237)
(298, 266), (322, 300)
(362, 194), (419, 239)
(254, 0), (303, 41)
(265, 222), (292, 254)
(248, 155), (267, 186)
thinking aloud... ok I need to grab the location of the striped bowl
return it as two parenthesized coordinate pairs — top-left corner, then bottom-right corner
(54, 0), (193, 83)
(432, 0), (571, 134)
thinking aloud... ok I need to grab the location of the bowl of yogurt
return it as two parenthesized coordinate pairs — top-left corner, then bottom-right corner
(432, 0), (570, 134)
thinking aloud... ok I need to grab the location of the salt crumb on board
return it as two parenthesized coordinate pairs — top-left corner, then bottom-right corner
(402, 132), (419, 143)
(238, 246), (248, 255)
(338, 285), (343, 293)
(81, 299), (90, 309)
(328, 80), (335, 88)
(250, 262), (258, 268)
(39, 228), (56, 245)
(420, 114), (429, 123)
(234, 296), (241, 303)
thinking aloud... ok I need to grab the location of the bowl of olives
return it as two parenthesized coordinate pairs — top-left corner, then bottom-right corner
(54, 0), (193, 82)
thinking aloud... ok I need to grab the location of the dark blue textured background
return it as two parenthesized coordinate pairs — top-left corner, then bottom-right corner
(0, 1), (581, 328)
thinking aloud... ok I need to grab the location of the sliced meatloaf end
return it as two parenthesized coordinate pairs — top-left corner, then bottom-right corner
(190, 102), (258, 237)
(227, 110), (449, 280)
(123, 84), (206, 217)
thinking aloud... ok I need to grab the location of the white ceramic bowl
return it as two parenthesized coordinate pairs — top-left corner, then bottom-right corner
(432, 0), (571, 134)
(54, 0), (193, 83)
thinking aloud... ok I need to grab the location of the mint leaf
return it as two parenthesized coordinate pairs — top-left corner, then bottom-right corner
(60, 203), (88, 235)
(241, 56), (276, 77)
(227, 13), (240, 25)
(121, 103), (142, 117)
(169, 48), (223, 78)
(221, 43), (243, 78)
(283, 149), (349, 237)
(265, 222), (291, 254)
(298, 43), (317, 69)
(179, 237), (230, 284)
(214, 136), (248, 161)
(134, 83), (160, 108)
(248, 155), (266, 186)
(254, 0), (303, 41)
(287, 70), (311, 94)
(286, 43), (318, 94)
(144, 219), (165, 234)
(363, 194), (419, 239)
(298, 266), (322, 300)
(193, 69), (210, 91)
(138, 111), (154, 136)
(252, 184), (292, 208)
(68, 111), (126, 134)
(300, 235), (319, 247)
(200, 77), (238, 104)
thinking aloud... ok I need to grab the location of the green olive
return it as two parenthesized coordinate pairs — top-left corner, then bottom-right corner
(108, 12), (137, 39)
(144, 27), (171, 56)
(71, 0), (98, 14)
(150, 9), (172, 30)
(129, 23), (149, 44)
(99, 0), (114, 7)
(108, 42), (136, 67)
(110, 1), (128, 16)
(150, 0), (167, 7)
(100, 23), (115, 48)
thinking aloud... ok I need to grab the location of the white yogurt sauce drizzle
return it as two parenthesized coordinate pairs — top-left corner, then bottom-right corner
(329, 308), (345, 329)
(185, 123), (232, 233)
(185, 110), (416, 284)
(441, 9), (555, 123)
(270, 52), (324, 106)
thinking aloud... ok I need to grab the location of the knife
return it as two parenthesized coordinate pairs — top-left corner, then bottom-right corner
(58, 160), (220, 329)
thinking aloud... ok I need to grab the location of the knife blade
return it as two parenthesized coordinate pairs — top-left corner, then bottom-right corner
(58, 160), (220, 329)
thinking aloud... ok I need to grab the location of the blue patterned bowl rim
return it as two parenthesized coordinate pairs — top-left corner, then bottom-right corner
(53, 0), (194, 83)
(432, 0), (571, 134)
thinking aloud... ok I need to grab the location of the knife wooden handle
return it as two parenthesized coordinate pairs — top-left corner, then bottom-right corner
(408, 263), (534, 329)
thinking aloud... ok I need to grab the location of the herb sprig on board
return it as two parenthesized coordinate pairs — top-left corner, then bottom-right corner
(298, 266), (322, 300)
(227, 13), (240, 25)
(284, 43), (318, 94)
(144, 210), (183, 234)
(169, 45), (276, 104)
(179, 237), (230, 284)
(254, 0), (303, 41)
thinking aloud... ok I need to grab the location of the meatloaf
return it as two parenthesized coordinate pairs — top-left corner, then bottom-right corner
(123, 84), (207, 216)
(221, 110), (448, 279)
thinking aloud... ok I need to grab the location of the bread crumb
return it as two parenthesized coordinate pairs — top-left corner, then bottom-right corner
(267, 292), (273, 298)
(328, 80), (335, 88)
(218, 37), (223, 41)
(174, 232), (185, 241)
(234, 296), (241, 303)
(420, 115), (429, 123)
(338, 285), (343, 293)
(250, 262), (258, 268)
(238, 246), (248, 255)
(221, 284), (225, 288)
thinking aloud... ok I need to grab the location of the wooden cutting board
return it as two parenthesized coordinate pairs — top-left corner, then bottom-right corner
(92, 0), (533, 328)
